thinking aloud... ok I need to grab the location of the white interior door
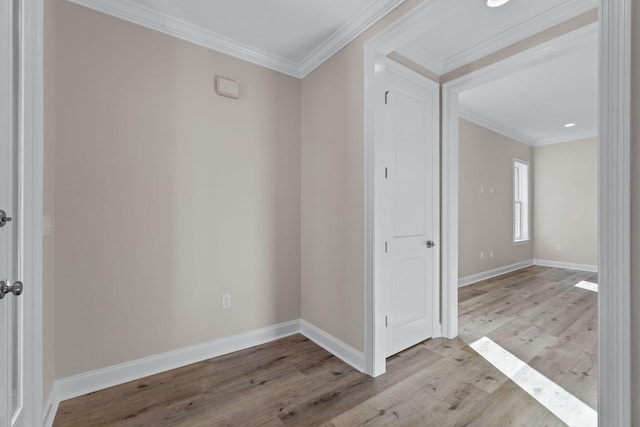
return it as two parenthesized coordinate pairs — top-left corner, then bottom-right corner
(1, 1), (28, 426)
(384, 60), (440, 357)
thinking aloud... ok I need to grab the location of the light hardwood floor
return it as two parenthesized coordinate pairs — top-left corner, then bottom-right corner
(53, 266), (597, 426)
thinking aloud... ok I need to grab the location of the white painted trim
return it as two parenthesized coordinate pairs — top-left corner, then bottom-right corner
(598, 0), (632, 425)
(66, 0), (407, 79)
(299, 320), (366, 372)
(41, 319), (370, 423)
(533, 259), (598, 273)
(297, 0), (407, 78)
(42, 386), (59, 427)
(535, 130), (599, 146)
(441, 79), (459, 341)
(55, 320), (300, 402)
(442, 22), (598, 88)
(458, 108), (536, 146)
(21, 0), (45, 425)
(66, 0), (300, 77)
(441, 0), (598, 74)
(394, 0), (597, 76)
(458, 260), (534, 287)
(459, 108), (599, 148)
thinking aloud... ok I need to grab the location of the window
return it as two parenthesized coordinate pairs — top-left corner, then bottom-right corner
(513, 159), (529, 242)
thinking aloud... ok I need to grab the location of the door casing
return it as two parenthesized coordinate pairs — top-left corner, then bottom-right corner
(363, 2), (631, 426)
(0, 0), (44, 425)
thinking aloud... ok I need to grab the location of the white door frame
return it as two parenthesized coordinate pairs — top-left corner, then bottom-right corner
(17, 0), (44, 425)
(363, 1), (632, 425)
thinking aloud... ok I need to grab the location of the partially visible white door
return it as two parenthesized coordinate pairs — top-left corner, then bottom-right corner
(1, 1), (28, 426)
(384, 60), (440, 357)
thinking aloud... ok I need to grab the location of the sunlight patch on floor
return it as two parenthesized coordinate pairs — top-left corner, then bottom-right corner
(574, 281), (598, 292)
(470, 336), (597, 427)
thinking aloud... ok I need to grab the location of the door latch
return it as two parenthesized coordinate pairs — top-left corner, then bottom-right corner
(0, 280), (23, 299)
(0, 209), (12, 227)
(424, 240), (436, 248)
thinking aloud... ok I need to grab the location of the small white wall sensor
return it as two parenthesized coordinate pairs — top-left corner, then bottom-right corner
(215, 76), (240, 99)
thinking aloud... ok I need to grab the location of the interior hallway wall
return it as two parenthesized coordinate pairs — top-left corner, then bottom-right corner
(301, 0), (426, 352)
(457, 118), (533, 280)
(533, 138), (598, 267)
(53, 0), (301, 378)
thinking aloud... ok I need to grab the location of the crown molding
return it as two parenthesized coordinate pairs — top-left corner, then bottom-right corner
(535, 130), (598, 146)
(67, 0), (407, 79)
(298, 0), (407, 78)
(67, 0), (302, 77)
(458, 107), (536, 147)
(441, 0), (599, 74)
(398, 0), (598, 77)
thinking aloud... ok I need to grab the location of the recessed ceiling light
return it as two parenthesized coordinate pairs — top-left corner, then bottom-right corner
(564, 123), (576, 128)
(487, 0), (511, 7)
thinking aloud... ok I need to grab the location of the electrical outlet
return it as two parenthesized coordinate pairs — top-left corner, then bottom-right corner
(222, 293), (231, 309)
(480, 251), (484, 259)
(556, 244), (562, 251)
(490, 250), (494, 258)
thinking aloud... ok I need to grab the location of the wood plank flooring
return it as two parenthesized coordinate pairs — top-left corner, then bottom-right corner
(53, 266), (597, 426)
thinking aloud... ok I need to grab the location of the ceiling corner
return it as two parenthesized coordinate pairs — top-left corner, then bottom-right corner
(297, 0), (408, 78)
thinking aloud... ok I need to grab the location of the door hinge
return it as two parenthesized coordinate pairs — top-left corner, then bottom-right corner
(385, 90), (389, 105)
(385, 167), (388, 179)
(385, 315), (388, 327)
(385, 241), (388, 253)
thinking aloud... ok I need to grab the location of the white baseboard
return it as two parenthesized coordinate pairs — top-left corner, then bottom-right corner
(533, 259), (598, 273)
(55, 319), (299, 403)
(43, 385), (59, 427)
(299, 320), (366, 373)
(458, 260), (534, 287)
(43, 318), (366, 424)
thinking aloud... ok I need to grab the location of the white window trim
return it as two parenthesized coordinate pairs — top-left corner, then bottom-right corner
(513, 158), (530, 244)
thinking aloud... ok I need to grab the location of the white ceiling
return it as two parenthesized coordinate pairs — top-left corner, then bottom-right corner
(71, 0), (599, 143)
(458, 28), (598, 146)
(123, 0), (374, 63)
(69, 0), (406, 77)
(397, 0), (596, 75)
(395, 0), (598, 145)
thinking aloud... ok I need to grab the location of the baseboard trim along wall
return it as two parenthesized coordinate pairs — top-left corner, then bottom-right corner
(43, 385), (59, 427)
(532, 259), (598, 273)
(458, 260), (534, 287)
(299, 320), (366, 372)
(43, 318), (364, 426)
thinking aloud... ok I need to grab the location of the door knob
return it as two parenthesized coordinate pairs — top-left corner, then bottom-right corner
(0, 209), (12, 227)
(0, 281), (23, 299)
(424, 240), (436, 248)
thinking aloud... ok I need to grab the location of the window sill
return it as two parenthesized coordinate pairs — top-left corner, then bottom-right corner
(513, 239), (530, 245)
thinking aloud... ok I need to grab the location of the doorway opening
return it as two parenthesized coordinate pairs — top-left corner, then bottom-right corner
(363, 0), (631, 425)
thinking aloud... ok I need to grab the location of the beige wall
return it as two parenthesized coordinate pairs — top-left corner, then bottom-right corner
(386, 52), (440, 83)
(42, 0), (56, 401)
(533, 138), (597, 266)
(632, 1), (640, 425)
(458, 119), (533, 279)
(53, 0), (301, 378)
(300, 0), (425, 352)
